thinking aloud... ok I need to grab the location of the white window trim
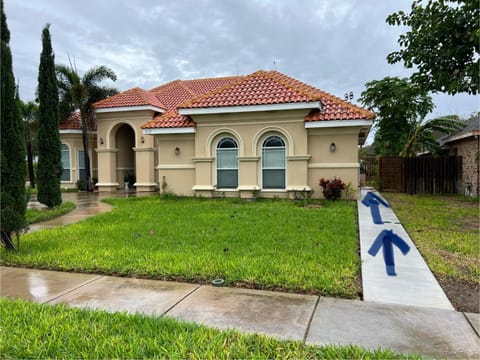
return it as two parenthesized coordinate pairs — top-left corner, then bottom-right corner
(216, 137), (239, 190)
(261, 136), (287, 190)
(60, 143), (72, 183)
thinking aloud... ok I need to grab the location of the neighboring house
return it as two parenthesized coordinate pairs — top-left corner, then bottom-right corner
(59, 70), (375, 198)
(439, 117), (480, 197)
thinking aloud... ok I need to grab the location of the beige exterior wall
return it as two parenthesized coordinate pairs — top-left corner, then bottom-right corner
(95, 110), (157, 192)
(90, 107), (367, 198)
(156, 134), (195, 195)
(307, 127), (362, 198)
(59, 132), (97, 189)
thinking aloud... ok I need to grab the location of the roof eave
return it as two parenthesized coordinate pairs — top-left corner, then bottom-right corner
(304, 119), (374, 128)
(143, 127), (196, 135)
(95, 105), (165, 113)
(440, 130), (479, 145)
(178, 101), (322, 115)
(305, 119), (373, 146)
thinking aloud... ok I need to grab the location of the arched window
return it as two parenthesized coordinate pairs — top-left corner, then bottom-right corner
(61, 144), (70, 181)
(262, 136), (285, 189)
(216, 137), (238, 189)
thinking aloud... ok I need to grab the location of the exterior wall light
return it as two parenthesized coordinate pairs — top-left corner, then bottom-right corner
(100, 137), (104, 145)
(140, 136), (145, 144)
(330, 142), (336, 152)
(175, 147), (180, 156)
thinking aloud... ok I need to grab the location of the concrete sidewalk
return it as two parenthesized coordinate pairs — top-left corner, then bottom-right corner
(358, 188), (454, 310)
(1, 266), (479, 359)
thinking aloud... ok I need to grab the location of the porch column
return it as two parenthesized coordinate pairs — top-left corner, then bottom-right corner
(95, 148), (119, 192)
(134, 147), (157, 192)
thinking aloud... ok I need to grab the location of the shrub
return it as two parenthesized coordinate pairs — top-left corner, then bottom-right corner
(76, 179), (86, 191)
(319, 177), (346, 200)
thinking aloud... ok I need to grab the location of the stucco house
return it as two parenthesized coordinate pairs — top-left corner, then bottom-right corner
(59, 70), (375, 198)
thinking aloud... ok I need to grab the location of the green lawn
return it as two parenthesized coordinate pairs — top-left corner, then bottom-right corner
(0, 298), (417, 359)
(26, 201), (76, 224)
(1, 197), (360, 298)
(383, 193), (479, 282)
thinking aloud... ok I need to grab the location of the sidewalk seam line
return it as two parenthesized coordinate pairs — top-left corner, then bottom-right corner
(303, 295), (320, 342)
(43, 275), (104, 304)
(162, 284), (202, 316)
(462, 312), (480, 338)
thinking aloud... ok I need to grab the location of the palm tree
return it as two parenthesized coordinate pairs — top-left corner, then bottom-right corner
(400, 115), (465, 157)
(56, 64), (118, 191)
(19, 100), (39, 188)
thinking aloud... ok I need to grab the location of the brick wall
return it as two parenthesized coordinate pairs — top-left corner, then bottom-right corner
(448, 137), (479, 197)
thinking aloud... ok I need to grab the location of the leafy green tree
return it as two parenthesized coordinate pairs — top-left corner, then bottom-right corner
(20, 100), (39, 188)
(387, 0), (479, 95)
(400, 115), (465, 156)
(1, 0), (26, 250)
(359, 77), (434, 156)
(37, 24), (62, 207)
(56, 64), (117, 191)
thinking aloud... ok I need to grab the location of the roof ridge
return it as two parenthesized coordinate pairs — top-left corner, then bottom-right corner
(177, 80), (197, 96)
(149, 79), (181, 93)
(266, 70), (373, 116)
(182, 74), (243, 84)
(93, 87), (139, 107)
(177, 73), (251, 108)
(262, 70), (320, 102)
(93, 86), (167, 109)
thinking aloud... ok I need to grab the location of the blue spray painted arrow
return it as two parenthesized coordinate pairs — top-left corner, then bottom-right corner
(362, 191), (390, 224)
(368, 229), (410, 276)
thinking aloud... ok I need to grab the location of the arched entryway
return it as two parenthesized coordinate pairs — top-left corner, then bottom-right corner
(114, 124), (135, 188)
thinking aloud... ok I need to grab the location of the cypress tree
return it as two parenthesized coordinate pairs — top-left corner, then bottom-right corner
(0, 0), (27, 250)
(37, 24), (62, 207)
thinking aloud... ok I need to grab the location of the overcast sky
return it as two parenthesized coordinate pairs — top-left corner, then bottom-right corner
(5, 0), (479, 122)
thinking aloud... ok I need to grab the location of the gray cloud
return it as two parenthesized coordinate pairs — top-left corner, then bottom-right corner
(5, 0), (477, 119)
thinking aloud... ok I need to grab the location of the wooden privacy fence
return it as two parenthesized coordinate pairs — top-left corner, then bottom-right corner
(378, 156), (462, 194)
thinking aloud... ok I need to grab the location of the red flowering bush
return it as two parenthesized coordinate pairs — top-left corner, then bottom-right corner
(319, 177), (346, 200)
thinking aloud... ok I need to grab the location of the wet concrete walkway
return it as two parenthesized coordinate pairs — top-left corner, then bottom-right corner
(1, 266), (479, 359)
(358, 188), (454, 310)
(27, 191), (138, 233)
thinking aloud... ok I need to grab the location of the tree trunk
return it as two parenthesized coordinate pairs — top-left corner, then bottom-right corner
(80, 109), (92, 192)
(26, 128), (35, 188)
(0, 231), (17, 251)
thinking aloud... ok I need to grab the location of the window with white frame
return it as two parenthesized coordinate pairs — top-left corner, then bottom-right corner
(78, 150), (86, 181)
(61, 144), (70, 181)
(216, 137), (238, 189)
(262, 136), (286, 189)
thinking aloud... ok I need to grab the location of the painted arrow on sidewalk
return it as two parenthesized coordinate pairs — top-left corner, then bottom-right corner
(362, 191), (390, 224)
(368, 229), (410, 276)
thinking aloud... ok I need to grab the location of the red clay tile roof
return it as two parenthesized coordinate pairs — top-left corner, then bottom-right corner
(179, 70), (375, 121)
(142, 110), (195, 129)
(93, 70), (374, 129)
(59, 110), (97, 131)
(93, 87), (166, 110)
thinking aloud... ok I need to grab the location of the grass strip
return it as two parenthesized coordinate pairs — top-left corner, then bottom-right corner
(384, 193), (479, 281)
(3, 197), (360, 298)
(26, 201), (76, 225)
(0, 298), (418, 359)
